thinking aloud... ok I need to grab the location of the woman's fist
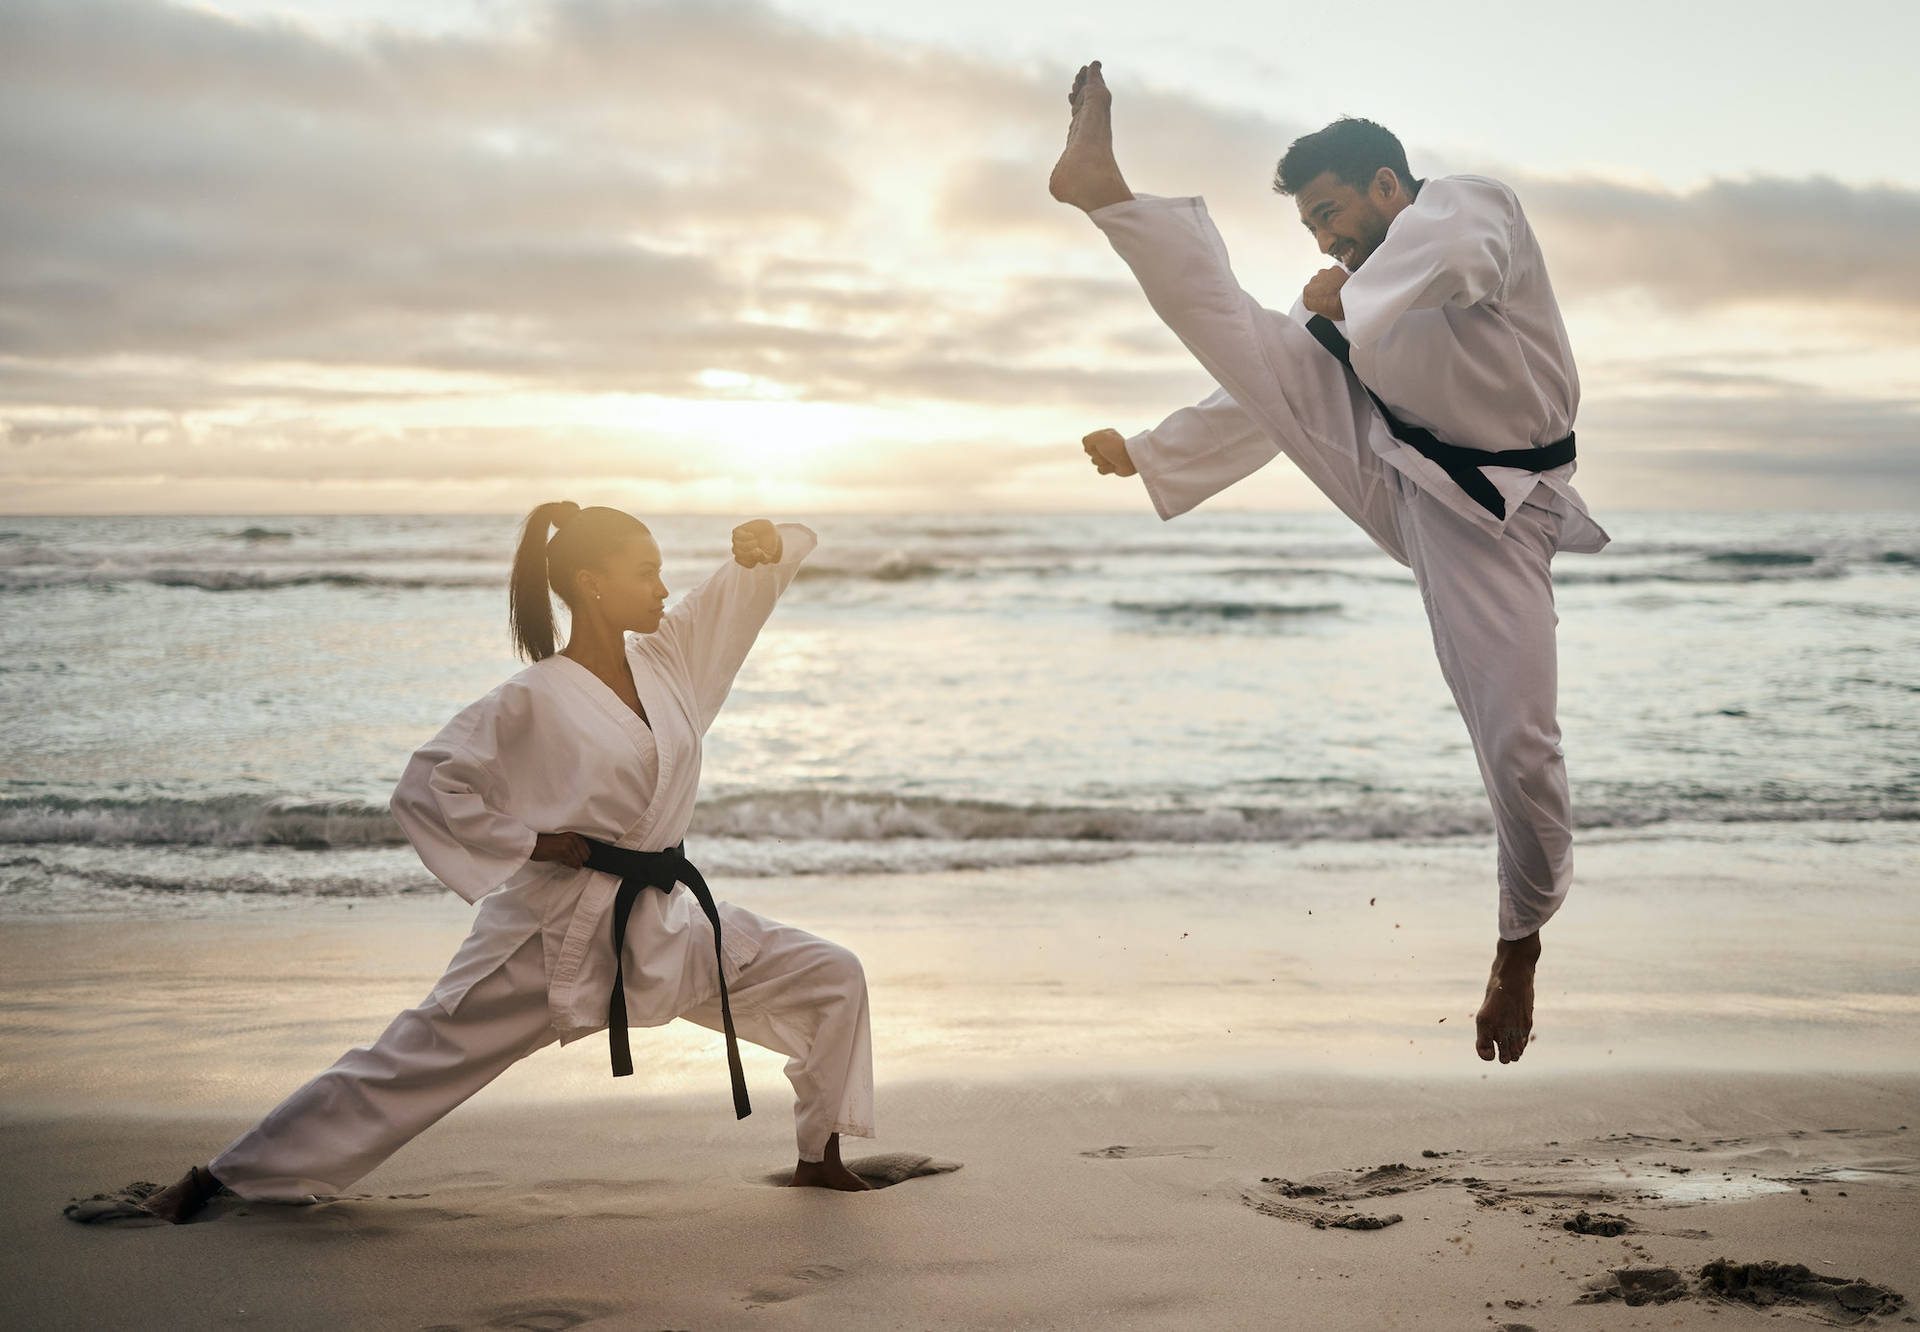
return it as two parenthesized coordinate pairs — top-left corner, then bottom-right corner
(732, 520), (783, 568)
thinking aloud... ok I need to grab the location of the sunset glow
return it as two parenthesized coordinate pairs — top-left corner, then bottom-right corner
(2, 0), (1914, 514)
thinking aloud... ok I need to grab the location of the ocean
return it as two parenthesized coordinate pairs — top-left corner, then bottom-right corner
(2, 509), (1915, 917)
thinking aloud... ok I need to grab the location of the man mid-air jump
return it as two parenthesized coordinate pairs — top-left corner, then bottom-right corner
(1050, 61), (1608, 1064)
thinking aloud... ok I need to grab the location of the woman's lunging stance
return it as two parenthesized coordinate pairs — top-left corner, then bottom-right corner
(145, 505), (875, 1221)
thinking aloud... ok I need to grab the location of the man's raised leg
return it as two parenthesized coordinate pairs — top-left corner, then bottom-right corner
(1055, 69), (1405, 554)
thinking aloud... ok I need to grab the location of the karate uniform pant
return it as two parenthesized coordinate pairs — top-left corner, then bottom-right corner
(1095, 196), (1572, 940)
(210, 907), (875, 1202)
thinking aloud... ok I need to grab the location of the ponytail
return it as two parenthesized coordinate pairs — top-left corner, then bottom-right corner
(509, 500), (579, 661)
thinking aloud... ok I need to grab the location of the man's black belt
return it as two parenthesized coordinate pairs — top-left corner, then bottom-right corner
(580, 836), (750, 1120)
(1303, 313), (1574, 520)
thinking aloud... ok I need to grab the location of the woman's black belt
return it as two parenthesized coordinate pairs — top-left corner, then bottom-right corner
(1304, 313), (1574, 520)
(580, 837), (750, 1120)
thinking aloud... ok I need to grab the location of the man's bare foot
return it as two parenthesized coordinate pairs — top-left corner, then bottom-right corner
(789, 1133), (872, 1191)
(1048, 61), (1134, 212)
(140, 1164), (224, 1223)
(1475, 932), (1541, 1064)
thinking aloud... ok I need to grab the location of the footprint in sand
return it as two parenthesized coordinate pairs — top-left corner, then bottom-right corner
(1577, 1260), (1906, 1324)
(63, 1181), (169, 1226)
(1699, 1259), (1905, 1325)
(63, 1179), (251, 1227)
(419, 1300), (626, 1331)
(1576, 1265), (1691, 1307)
(1560, 1209), (1634, 1237)
(744, 1263), (847, 1306)
(756, 1152), (962, 1189)
(1080, 1144), (1215, 1160)
(1239, 1161), (1444, 1230)
(1239, 1189), (1404, 1230)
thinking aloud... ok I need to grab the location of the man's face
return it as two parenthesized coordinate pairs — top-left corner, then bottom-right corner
(1294, 170), (1394, 270)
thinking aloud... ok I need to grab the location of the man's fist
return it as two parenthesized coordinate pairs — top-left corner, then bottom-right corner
(732, 519), (783, 567)
(1303, 266), (1349, 321)
(1082, 428), (1137, 477)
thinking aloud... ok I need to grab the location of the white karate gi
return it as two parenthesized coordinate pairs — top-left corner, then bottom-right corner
(212, 524), (874, 1201)
(1093, 178), (1609, 939)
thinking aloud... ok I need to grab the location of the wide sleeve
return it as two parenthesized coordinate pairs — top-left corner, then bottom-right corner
(1124, 387), (1278, 521)
(1338, 177), (1516, 349)
(388, 685), (540, 905)
(652, 522), (817, 732)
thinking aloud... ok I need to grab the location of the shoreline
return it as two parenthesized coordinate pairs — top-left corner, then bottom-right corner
(5, 823), (1918, 1113)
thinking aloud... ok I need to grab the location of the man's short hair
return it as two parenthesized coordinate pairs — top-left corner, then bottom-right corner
(1274, 118), (1417, 197)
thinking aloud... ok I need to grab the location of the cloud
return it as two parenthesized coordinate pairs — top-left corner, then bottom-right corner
(1575, 385), (1920, 508)
(0, 0), (1913, 513)
(1520, 174), (1920, 314)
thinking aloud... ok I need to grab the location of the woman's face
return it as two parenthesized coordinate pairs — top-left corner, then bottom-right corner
(580, 531), (668, 634)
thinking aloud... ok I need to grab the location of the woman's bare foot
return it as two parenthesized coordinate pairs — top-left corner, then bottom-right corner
(140, 1164), (224, 1224)
(789, 1133), (872, 1191)
(1048, 61), (1134, 212)
(1475, 932), (1541, 1064)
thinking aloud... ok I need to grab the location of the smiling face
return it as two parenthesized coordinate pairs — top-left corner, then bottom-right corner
(575, 530), (668, 635)
(1293, 168), (1403, 270)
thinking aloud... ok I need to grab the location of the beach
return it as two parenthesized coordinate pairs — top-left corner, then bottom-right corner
(5, 509), (1917, 1325)
(7, 0), (1919, 1320)
(8, 827), (1918, 1329)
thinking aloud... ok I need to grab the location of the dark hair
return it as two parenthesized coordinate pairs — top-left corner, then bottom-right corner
(509, 501), (651, 661)
(1274, 117), (1417, 197)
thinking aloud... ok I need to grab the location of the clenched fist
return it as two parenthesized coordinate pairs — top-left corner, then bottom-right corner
(1082, 428), (1137, 477)
(732, 519), (783, 567)
(530, 831), (589, 868)
(1302, 266), (1349, 321)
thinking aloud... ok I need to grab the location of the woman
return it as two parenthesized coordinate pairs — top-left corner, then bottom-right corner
(145, 503), (875, 1222)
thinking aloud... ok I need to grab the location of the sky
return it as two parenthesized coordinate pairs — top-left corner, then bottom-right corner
(1, 0), (1916, 514)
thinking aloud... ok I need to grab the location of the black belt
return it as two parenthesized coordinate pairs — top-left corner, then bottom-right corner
(1303, 313), (1574, 520)
(580, 837), (750, 1120)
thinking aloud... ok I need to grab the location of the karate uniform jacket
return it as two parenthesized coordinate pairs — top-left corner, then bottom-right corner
(1123, 175), (1608, 555)
(388, 524), (817, 1041)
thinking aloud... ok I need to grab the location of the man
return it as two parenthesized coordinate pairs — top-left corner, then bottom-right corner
(1049, 62), (1607, 1064)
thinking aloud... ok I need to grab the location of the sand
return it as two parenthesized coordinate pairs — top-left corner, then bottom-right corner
(6, 831), (1919, 1328)
(13, 1075), (1918, 1330)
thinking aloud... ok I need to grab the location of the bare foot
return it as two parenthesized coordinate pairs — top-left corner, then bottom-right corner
(140, 1165), (224, 1224)
(789, 1133), (873, 1191)
(1475, 932), (1540, 1064)
(1048, 61), (1134, 211)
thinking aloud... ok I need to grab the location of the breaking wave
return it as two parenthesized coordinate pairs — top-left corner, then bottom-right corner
(0, 568), (497, 593)
(0, 795), (406, 848)
(5, 787), (1912, 855)
(1113, 599), (1343, 625)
